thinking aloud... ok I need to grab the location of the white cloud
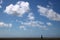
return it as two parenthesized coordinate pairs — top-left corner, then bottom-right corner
(20, 25), (26, 30)
(46, 22), (52, 26)
(28, 13), (35, 20)
(0, 5), (2, 8)
(4, 1), (30, 17)
(37, 5), (60, 21)
(0, 0), (3, 4)
(19, 21), (47, 30)
(0, 22), (12, 28)
(0, 0), (3, 8)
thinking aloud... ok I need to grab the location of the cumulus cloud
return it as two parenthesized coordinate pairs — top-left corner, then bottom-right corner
(37, 5), (60, 21)
(4, 1), (30, 17)
(46, 22), (52, 26)
(0, 22), (12, 28)
(28, 13), (35, 20)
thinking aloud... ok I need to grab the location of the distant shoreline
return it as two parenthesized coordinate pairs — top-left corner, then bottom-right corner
(0, 38), (60, 40)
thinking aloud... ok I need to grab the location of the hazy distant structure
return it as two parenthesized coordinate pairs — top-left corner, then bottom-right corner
(41, 35), (43, 40)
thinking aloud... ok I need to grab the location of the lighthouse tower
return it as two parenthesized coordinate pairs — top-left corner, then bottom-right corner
(41, 35), (43, 40)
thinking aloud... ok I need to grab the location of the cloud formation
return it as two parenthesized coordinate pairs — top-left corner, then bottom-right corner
(0, 5), (2, 8)
(28, 13), (35, 20)
(0, 0), (2, 4)
(19, 21), (48, 30)
(37, 5), (60, 21)
(4, 1), (30, 17)
(20, 25), (26, 30)
(46, 22), (52, 26)
(0, 0), (3, 8)
(0, 22), (12, 28)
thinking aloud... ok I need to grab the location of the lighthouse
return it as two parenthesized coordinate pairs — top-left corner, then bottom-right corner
(41, 35), (43, 40)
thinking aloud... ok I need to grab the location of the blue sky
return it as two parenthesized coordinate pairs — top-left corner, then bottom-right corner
(0, 0), (60, 38)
